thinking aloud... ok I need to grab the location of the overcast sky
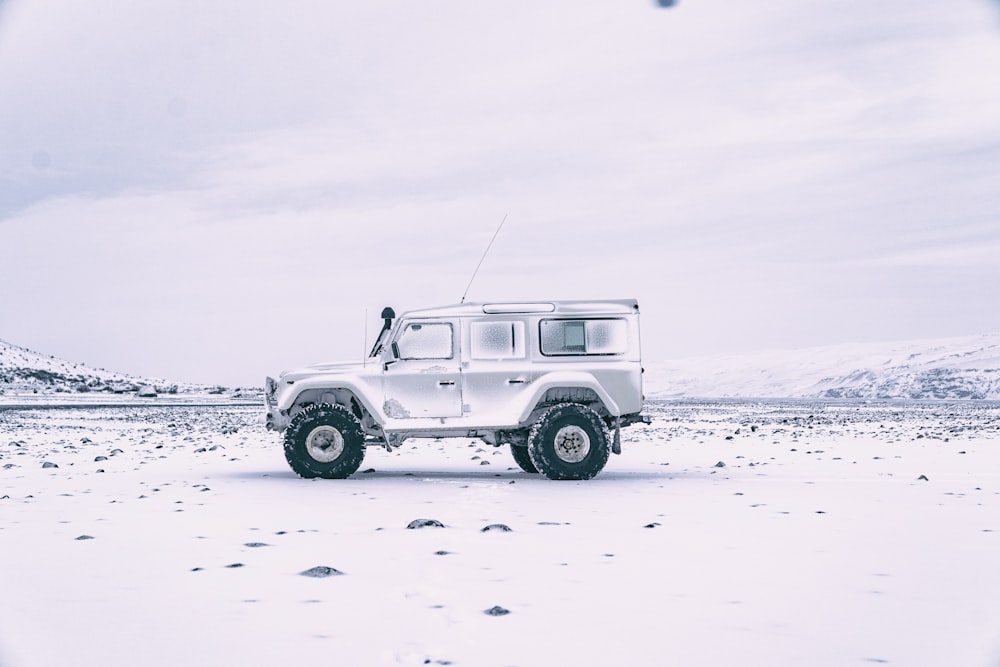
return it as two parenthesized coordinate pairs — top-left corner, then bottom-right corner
(2, 0), (999, 386)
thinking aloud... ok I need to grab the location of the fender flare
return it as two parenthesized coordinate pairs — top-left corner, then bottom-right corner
(282, 375), (385, 423)
(515, 371), (621, 424)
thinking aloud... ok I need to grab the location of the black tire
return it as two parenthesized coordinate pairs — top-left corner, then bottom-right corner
(283, 403), (365, 479)
(510, 443), (538, 473)
(528, 404), (610, 481)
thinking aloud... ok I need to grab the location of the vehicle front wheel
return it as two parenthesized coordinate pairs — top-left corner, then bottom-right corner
(528, 404), (610, 480)
(510, 443), (538, 473)
(283, 403), (365, 479)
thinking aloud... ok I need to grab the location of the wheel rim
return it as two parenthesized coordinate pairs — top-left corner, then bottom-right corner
(553, 424), (591, 463)
(305, 425), (345, 463)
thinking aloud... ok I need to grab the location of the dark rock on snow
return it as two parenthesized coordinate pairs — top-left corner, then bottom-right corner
(300, 566), (344, 578)
(484, 606), (511, 616)
(407, 519), (445, 529)
(481, 524), (512, 532)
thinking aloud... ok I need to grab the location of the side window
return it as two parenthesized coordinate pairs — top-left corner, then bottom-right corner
(395, 322), (453, 360)
(470, 321), (526, 360)
(539, 319), (628, 356)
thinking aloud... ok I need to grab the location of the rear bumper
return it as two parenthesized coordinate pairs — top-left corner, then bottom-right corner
(620, 412), (652, 428)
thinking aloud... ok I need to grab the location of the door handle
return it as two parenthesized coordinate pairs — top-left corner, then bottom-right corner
(438, 381), (456, 386)
(507, 378), (528, 384)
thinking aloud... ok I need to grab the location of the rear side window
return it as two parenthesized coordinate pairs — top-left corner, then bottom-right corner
(470, 321), (526, 360)
(539, 319), (628, 356)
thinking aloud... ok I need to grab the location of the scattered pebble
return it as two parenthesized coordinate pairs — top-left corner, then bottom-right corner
(300, 566), (344, 578)
(407, 519), (445, 529)
(42, 461), (58, 469)
(481, 524), (512, 532)
(714, 461), (726, 468)
(484, 605), (510, 616)
(75, 535), (95, 541)
(244, 542), (270, 548)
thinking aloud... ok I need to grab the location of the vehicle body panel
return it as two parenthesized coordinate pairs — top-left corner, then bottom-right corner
(266, 299), (644, 439)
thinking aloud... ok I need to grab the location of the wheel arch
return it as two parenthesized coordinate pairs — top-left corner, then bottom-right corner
(287, 384), (380, 425)
(516, 373), (621, 425)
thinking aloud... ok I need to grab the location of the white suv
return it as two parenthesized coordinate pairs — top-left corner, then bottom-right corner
(265, 299), (648, 480)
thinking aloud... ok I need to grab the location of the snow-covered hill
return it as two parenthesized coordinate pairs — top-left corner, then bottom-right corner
(644, 334), (1000, 400)
(0, 338), (245, 399)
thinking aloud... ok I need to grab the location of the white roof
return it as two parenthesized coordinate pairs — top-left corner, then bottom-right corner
(401, 299), (639, 319)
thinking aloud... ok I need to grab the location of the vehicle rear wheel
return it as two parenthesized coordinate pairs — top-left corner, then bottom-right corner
(509, 443), (538, 473)
(528, 404), (610, 480)
(283, 403), (365, 479)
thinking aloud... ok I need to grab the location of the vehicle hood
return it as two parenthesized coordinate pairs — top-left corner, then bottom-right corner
(279, 360), (375, 382)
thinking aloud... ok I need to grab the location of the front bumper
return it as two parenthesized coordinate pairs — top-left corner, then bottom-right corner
(264, 376), (286, 431)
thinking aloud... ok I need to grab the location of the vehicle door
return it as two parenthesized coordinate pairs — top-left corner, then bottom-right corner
(461, 318), (532, 417)
(383, 319), (463, 418)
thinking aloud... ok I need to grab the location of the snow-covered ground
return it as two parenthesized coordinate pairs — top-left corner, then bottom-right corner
(2, 400), (1000, 666)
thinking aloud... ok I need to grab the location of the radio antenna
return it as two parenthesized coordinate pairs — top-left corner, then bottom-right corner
(461, 213), (507, 304)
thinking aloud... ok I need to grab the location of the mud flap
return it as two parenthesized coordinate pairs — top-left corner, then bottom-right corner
(612, 416), (622, 455)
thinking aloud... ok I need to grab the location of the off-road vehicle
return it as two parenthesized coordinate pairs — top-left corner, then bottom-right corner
(265, 299), (648, 480)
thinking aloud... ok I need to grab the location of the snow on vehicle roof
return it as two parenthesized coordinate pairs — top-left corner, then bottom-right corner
(400, 299), (639, 319)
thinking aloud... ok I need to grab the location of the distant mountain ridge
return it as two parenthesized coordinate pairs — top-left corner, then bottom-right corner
(6, 334), (999, 402)
(0, 338), (213, 398)
(644, 334), (1000, 400)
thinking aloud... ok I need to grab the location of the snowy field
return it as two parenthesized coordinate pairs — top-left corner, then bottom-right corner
(2, 400), (1000, 667)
